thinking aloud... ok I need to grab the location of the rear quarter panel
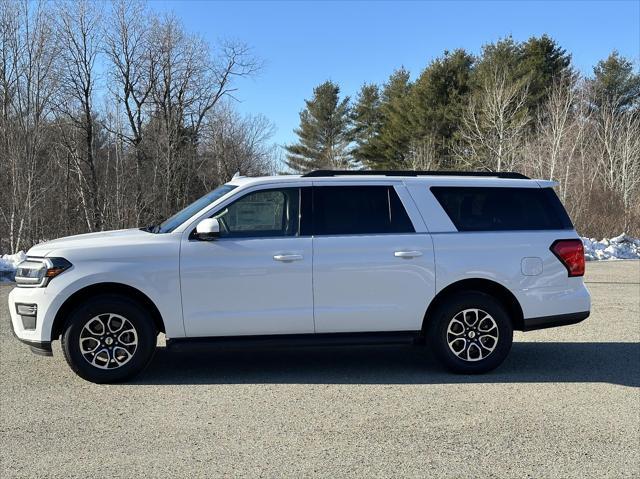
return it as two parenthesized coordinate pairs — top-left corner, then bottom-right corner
(405, 179), (590, 319)
(431, 231), (590, 318)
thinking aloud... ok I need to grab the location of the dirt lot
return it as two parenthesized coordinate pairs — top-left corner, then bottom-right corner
(1, 261), (638, 478)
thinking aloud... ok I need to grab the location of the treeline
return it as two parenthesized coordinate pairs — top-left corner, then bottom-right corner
(2, 3), (639, 254)
(286, 36), (640, 237)
(1, 0), (277, 253)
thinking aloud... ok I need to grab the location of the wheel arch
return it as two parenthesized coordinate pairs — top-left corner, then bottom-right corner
(51, 282), (166, 340)
(423, 278), (524, 332)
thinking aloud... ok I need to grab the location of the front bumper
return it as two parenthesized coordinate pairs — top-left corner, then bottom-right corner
(7, 291), (53, 355)
(8, 285), (55, 348)
(14, 336), (52, 356)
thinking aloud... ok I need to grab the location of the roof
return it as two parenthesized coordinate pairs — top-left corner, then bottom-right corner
(226, 173), (555, 190)
(302, 169), (529, 179)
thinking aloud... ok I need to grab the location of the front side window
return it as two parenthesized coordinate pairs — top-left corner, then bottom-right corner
(156, 184), (237, 233)
(313, 186), (414, 235)
(214, 188), (300, 238)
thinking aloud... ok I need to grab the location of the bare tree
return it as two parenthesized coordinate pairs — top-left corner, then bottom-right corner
(595, 99), (640, 231)
(0, 0), (273, 253)
(55, 0), (103, 231)
(526, 76), (593, 200)
(202, 102), (276, 183)
(103, 0), (154, 223)
(145, 13), (260, 218)
(456, 68), (529, 171)
(536, 75), (578, 181)
(0, 0), (21, 252)
(407, 135), (439, 171)
(0, 0), (59, 252)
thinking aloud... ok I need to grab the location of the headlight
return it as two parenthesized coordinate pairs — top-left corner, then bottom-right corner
(15, 257), (72, 288)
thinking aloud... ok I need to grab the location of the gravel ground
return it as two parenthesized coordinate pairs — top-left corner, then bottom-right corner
(1, 261), (638, 478)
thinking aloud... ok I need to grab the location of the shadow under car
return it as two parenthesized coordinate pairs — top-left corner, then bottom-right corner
(133, 341), (640, 388)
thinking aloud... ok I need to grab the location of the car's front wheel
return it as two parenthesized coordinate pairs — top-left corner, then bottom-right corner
(61, 295), (157, 383)
(427, 292), (513, 374)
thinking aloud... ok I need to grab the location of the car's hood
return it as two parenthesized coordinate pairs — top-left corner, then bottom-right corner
(27, 229), (154, 257)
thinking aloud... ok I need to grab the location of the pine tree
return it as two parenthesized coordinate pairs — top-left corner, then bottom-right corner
(285, 81), (352, 173)
(474, 36), (521, 84)
(518, 35), (572, 113)
(591, 51), (640, 111)
(474, 35), (572, 130)
(365, 68), (413, 169)
(351, 83), (382, 167)
(410, 49), (474, 166)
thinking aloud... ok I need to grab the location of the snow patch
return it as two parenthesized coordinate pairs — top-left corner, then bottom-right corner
(582, 234), (640, 261)
(0, 251), (26, 282)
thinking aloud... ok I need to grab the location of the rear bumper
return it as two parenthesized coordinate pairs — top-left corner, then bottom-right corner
(522, 311), (590, 331)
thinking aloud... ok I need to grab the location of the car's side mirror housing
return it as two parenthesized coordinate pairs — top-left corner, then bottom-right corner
(195, 218), (220, 241)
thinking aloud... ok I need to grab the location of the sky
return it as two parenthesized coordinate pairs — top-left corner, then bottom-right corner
(152, 0), (640, 149)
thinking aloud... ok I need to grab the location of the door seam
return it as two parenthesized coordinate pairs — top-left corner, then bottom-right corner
(311, 234), (317, 333)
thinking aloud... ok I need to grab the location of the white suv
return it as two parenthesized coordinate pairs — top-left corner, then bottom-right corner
(8, 170), (591, 383)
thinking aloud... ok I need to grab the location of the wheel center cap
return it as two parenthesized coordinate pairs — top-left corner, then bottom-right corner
(468, 331), (476, 339)
(105, 337), (114, 346)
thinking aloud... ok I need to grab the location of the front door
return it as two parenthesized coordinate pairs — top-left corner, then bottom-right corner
(180, 186), (314, 337)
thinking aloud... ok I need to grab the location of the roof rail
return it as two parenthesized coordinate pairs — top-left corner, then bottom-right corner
(301, 169), (529, 179)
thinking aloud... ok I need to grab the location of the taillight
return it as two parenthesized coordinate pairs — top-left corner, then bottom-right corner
(550, 239), (585, 277)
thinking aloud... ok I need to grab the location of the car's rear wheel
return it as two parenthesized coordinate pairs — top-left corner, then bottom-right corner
(61, 295), (157, 383)
(426, 292), (513, 374)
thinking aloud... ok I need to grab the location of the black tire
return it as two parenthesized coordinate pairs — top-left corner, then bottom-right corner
(426, 291), (513, 374)
(61, 294), (157, 383)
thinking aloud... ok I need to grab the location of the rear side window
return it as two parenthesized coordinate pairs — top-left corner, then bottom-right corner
(313, 186), (415, 235)
(430, 187), (573, 231)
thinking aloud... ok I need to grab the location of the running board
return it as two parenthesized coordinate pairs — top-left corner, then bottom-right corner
(166, 331), (422, 352)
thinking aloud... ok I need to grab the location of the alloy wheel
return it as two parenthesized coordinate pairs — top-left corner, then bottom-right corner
(79, 313), (138, 369)
(446, 308), (499, 362)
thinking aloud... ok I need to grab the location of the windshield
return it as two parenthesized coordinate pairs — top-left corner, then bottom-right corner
(153, 184), (238, 233)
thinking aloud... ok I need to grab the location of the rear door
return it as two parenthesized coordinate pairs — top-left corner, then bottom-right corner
(311, 182), (435, 333)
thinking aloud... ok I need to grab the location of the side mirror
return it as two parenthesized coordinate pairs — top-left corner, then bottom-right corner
(195, 218), (220, 241)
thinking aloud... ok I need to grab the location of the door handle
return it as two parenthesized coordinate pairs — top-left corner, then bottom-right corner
(394, 250), (423, 259)
(273, 254), (303, 262)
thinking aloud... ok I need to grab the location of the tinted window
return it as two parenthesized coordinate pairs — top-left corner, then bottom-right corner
(313, 186), (414, 235)
(300, 187), (313, 236)
(214, 188), (300, 237)
(430, 186), (573, 231)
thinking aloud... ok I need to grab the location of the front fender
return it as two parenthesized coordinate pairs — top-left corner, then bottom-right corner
(11, 258), (184, 343)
